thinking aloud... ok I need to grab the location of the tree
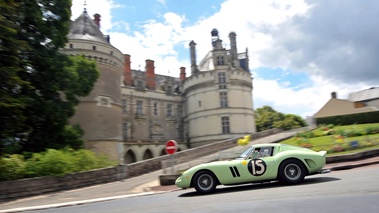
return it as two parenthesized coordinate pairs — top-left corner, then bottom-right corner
(0, 0), (31, 143)
(255, 106), (306, 131)
(0, 1), (99, 154)
(273, 114), (306, 131)
(255, 106), (284, 131)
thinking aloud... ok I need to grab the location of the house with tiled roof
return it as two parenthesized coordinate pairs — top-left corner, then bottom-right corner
(314, 90), (379, 122)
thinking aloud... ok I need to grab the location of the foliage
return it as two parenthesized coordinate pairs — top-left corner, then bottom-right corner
(24, 149), (76, 177)
(0, 1), (99, 154)
(0, 0), (32, 143)
(0, 155), (26, 181)
(255, 106), (306, 131)
(281, 123), (379, 155)
(316, 111), (379, 126)
(0, 148), (116, 181)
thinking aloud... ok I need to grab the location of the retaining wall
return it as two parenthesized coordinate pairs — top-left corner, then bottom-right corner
(0, 128), (284, 202)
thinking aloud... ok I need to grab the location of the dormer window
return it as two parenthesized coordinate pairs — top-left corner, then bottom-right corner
(166, 85), (172, 95)
(136, 80), (144, 91)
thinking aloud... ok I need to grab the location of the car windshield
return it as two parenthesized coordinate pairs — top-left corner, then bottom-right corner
(235, 146), (254, 160)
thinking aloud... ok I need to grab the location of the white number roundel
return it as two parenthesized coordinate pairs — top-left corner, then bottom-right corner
(248, 159), (267, 176)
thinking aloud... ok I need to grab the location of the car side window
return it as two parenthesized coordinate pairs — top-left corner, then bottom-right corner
(251, 147), (273, 158)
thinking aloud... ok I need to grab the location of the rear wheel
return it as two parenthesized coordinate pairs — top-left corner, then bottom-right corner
(193, 171), (217, 194)
(279, 159), (306, 184)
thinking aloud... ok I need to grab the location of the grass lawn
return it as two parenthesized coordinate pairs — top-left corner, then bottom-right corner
(280, 123), (379, 156)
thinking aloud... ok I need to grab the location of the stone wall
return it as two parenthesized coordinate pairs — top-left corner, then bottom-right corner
(0, 129), (282, 202)
(0, 165), (127, 202)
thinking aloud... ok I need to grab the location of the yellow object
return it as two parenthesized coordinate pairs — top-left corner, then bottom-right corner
(237, 135), (251, 146)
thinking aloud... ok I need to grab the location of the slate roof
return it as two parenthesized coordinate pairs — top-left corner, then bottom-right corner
(68, 11), (108, 43)
(349, 87), (379, 102)
(198, 51), (215, 71)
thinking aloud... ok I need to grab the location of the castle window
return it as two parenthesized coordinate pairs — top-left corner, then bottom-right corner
(69, 44), (73, 48)
(136, 100), (143, 115)
(92, 46), (96, 50)
(122, 123), (128, 140)
(221, 116), (230, 134)
(217, 56), (224, 65)
(220, 92), (228, 108)
(153, 102), (158, 116)
(122, 99), (127, 113)
(96, 96), (111, 107)
(198, 101), (202, 107)
(218, 72), (227, 89)
(177, 104), (183, 118)
(166, 103), (173, 117)
(110, 51), (113, 55)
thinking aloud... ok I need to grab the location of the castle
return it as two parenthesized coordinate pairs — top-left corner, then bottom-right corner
(62, 10), (256, 163)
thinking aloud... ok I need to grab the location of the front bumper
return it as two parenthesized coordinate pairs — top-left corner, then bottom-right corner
(175, 173), (194, 189)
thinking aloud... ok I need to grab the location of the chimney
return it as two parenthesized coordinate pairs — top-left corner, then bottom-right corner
(93, 14), (101, 29)
(123, 54), (132, 86)
(145, 59), (156, 90)
(180, 67), (186, 82)
(229, 32), (239, 68)
(189, 40), (198, 75)
(331, 92), (337, 99)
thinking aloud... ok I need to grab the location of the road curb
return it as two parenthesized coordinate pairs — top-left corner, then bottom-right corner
(327, 159), (379, 171)
(326, 148), (379, 163)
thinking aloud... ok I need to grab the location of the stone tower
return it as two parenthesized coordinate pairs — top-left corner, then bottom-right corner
(62, 10), (124, 161)
(183, 29), (256, 147)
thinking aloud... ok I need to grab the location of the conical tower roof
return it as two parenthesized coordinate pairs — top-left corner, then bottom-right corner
(68, 10), (108, 43)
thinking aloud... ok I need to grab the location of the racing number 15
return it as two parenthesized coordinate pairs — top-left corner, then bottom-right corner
(248, 159), (267, 176)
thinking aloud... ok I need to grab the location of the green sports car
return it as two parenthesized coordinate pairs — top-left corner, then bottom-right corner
(175, 143), (330, 194)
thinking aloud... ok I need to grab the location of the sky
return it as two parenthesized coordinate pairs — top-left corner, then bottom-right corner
(71, 0), (379, 118)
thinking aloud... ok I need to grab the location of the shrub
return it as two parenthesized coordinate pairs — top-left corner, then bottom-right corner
(72, 149), (115, 171)
(327, 124), (335, 129)
(365, 126), (379, 135)
(0, 148), (118, 180)
(0, 155), (26, 181)
(24, 149), (76, 177)
(296, 131), (315, 138)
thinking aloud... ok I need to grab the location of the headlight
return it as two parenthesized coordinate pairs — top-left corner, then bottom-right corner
(175, 176), (182, 184)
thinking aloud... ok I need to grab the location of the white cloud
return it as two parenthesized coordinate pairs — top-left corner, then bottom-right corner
(70, 0), (377, 117)
(253, 74), (370, 117)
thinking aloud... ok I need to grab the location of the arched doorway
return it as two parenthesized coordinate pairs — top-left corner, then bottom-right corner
(143, 149), (153, 160)
(124, 150), (137, 164)
(160, 149), (166, 156)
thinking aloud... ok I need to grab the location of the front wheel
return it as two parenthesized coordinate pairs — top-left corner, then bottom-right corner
(279, 159), (306, 184)
(193, 171), (217, 194)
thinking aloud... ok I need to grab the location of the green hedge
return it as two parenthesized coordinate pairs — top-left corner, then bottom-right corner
(0, 148), (116, 181)
(316, 111), (379, 126)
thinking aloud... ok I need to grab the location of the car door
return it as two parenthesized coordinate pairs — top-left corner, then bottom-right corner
(238, 147), (276, 182)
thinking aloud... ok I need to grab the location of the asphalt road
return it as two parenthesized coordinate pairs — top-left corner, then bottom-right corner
(24, 164), (379, 213)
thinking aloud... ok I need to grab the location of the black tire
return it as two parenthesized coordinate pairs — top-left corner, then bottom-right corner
(193, 171), (217, 194)
(278, 159), (306, 184)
